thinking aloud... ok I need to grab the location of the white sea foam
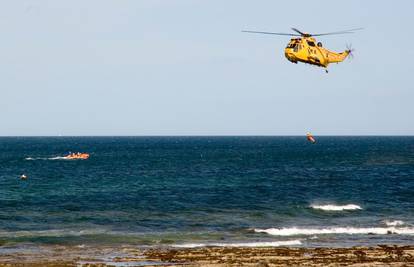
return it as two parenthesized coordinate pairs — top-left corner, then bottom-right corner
(384, 220), (405, 227)
(310, 204), (362, 211)
(254, 227), (414, 236)
(173, 240), (302, 248)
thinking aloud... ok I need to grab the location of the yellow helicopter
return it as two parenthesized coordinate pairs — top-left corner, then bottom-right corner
(242, 27), (362, 73)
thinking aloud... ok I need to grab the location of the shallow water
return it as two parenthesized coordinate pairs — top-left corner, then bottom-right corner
(0, 136), (413, 248)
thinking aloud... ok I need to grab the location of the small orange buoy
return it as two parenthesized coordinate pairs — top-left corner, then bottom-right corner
(306, 132), (316, 144)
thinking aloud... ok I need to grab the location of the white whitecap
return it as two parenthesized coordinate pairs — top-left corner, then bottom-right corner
(254, 226), (414, 236)
(384, 220), (405, 227)
(310, 204), (362, 211)
(173, 240), (302, 248)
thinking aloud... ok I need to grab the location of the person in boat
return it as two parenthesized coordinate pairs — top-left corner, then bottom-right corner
(306, 132), (316, 143)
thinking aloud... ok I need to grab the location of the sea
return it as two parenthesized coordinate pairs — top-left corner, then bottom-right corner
(0, 136), (413, 250)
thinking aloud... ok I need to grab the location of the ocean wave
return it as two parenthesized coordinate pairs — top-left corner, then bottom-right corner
(384, 220), (405, 227)
(172, 240), (302, 248)
(254, 227), (414, 236)
(0, 229), (109, 238)
(310, 204), (362, 211)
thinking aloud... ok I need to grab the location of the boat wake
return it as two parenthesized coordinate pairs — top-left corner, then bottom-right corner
(310, 204), (362, 211)
(48, 156), (72, 160)
(25, 156), (76, 161)
(25, 157), (45, 160)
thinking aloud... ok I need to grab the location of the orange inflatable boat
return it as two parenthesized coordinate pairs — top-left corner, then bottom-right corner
(64, 152), (90, 160)
(306, 132), (316, 144)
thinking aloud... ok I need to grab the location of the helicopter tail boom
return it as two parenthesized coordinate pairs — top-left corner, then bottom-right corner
(325, 49), (351, 64)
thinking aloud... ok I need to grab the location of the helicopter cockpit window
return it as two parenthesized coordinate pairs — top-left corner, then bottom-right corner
(293, 44), (301, 52)
(307, 41), (315, 47)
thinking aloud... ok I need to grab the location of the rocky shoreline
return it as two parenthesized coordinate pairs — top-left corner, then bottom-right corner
(0, 245), (413, 266)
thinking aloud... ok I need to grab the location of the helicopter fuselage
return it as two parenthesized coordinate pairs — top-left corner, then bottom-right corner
(284, 37), (350, 68)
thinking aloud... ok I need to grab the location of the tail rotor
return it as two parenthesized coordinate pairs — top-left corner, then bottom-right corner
(346, 44), (355, 60)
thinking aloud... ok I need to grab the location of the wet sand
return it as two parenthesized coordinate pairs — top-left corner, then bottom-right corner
(0, 245), (414, 266)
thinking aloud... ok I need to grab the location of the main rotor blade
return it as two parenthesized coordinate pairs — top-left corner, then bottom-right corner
(312, 28), (364, 36)
(291, 28), (306, 35)
(242, 30), (300, 36)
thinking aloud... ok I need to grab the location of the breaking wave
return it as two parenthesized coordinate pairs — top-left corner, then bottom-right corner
(172, 240), (302, 248)
(254, 226), (414, 236)
(310, 204), (362, 211)
(384, 220), (405, 227)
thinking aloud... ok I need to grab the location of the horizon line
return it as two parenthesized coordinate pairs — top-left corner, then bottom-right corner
(0, 135), (413, 137)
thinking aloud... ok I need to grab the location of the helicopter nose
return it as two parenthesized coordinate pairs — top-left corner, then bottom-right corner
(285, 51), (297, 63)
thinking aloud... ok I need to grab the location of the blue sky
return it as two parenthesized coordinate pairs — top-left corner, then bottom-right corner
(1, 0), (413, 135)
